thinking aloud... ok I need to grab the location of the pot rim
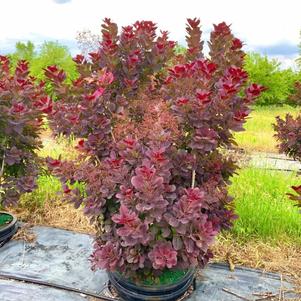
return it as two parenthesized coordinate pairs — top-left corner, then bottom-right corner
(0, 211), (17, 233)
(108, 268), (196, 291)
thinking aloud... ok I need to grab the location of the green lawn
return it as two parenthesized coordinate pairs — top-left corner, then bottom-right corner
(234, 105), (299, 153)
(229, 167), (301, 244)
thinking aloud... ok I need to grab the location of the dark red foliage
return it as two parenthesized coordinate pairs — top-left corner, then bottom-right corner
(274, 113), (301, 210)
(286, 185), (301, 210)
(185, 18), (204, 61)
(46, 18), (263, 279)
(246, 83), (266, 98)
(274, 114), (301, 161)
(0, 57), (50, 206)
(288, 81), (301, 106)
(148, 241), (178, 269)
(231, 38), (243, 50)
(274, 79), (301, 209)
(209, 22), (245, 77)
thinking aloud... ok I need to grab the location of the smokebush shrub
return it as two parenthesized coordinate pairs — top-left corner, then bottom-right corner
(274, 107), (301, 209)
(0, 56), (51, 207)
(46, 18), (263, 280)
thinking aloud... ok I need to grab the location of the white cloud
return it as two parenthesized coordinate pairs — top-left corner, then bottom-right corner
(1, 0), (301, 67)
(52, 0), (72, 3)
(270, 54), (299, 70)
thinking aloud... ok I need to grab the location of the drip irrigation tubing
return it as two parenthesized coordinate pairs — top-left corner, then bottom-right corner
(0, 271), (119, 301)
(228, 146), (300, 162)
(255, 167), (300, 172)
(259, 156), (297, 162)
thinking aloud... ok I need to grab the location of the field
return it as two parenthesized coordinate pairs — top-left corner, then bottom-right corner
(230, 168), (301, 244)
(235, 105), (299, 153)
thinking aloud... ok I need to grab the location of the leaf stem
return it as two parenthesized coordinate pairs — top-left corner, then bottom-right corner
(191, 169), (196, 188)
(191, 153), (196, 188)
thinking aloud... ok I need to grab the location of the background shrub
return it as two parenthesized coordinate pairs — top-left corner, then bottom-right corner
(244, 52), (298, 106)
(0, 56), (51, 207)
(9, 41), (78, 96)
(274, 91), (301, 209)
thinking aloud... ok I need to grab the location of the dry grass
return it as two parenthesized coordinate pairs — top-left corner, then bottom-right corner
(13, 224), (37, 243)
(38, 128), (78, 160)
(11, 200), (94, 234)
(213, 234), (301, 291)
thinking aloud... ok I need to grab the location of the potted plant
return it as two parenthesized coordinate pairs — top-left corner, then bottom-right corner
(0, 56), (51, 244)
(46, 18), (263, 300)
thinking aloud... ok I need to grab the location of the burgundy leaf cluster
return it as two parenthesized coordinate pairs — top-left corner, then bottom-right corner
(287, 185), (301, 210)
(274, 113), (301, 209)
(288, 81), (301, 106)
(46, 19), (263, 279)
(0, 56), (50, 206)
(274, 114), (301, 161)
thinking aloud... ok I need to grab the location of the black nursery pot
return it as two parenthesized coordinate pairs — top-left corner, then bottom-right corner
(0, 212), (18, 246)
(108, 269), (195, 301)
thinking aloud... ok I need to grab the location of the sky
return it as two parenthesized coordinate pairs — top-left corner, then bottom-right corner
(0, 0), (301, 69)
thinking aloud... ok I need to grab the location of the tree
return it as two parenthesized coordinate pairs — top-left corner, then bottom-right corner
(31, 41), (77, 83)
(76, 29), (100, 58)
(244, 52), (297, 105)
(174, 44), (187, 55)
(9, 41), (36, 70)
(8, 40), (78, 86)
(295, 30), (301, 69)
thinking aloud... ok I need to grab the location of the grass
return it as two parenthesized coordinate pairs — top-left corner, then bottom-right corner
(20, 175), (62, 210)
(212, 236), (301, 282)
(38, 129), (77, 160)
(12, 174), (93, 233)
(229, 167), (301, 244)
(211, 167), (301, 283)
(234, 105), (299, 153)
